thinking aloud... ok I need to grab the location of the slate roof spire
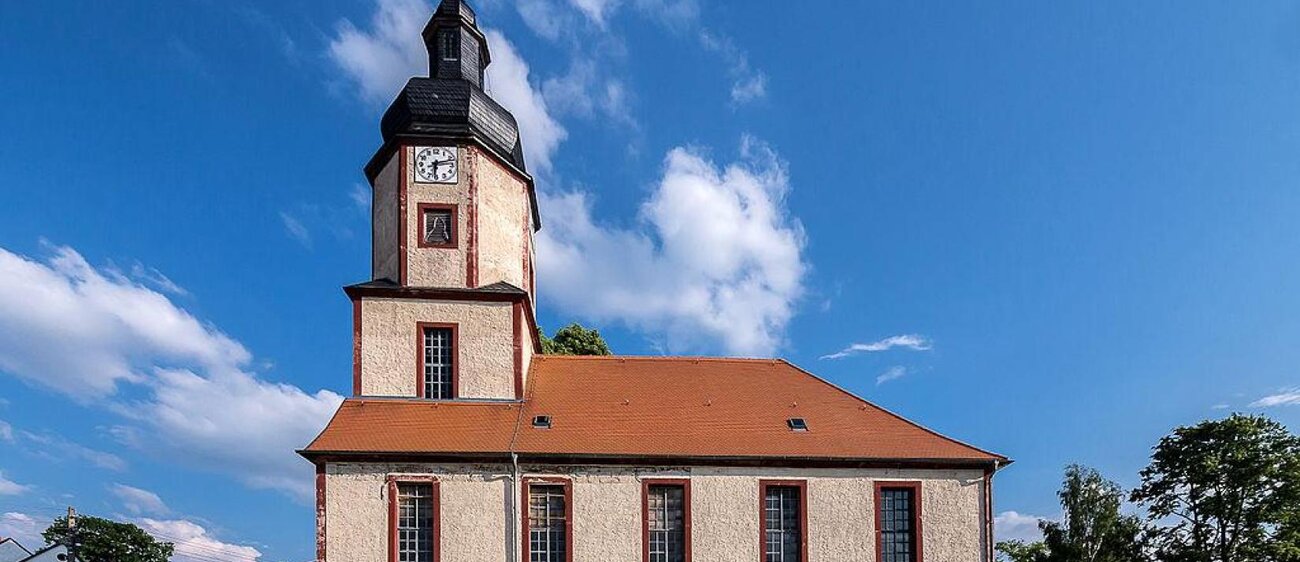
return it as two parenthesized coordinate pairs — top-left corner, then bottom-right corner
(423, 0), (490, 87)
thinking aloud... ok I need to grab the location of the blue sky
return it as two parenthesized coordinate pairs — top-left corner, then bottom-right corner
(3, 0), (1300, 559)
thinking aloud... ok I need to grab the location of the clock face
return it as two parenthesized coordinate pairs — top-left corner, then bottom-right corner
(414, 146), (458, 184)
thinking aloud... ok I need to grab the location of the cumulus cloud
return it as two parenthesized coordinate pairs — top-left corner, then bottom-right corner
(0, 244), (249, 399)
(0, 473), (29, 496)
(483, 29), (568, 172)
(537, 137), (806, 355)
(1250, 388), (1300, 408)
(139, 518), (261, 562)
(0, 244), (342, 501)
(568, 0), (620, 26)
(542, 59), (635, 127)
(995, 510), (1046, 542)
(876, 366), (908, 386)
(821, 334), (933, 360)
(110, 484), (170, 516)
(327, 0), (429, 104)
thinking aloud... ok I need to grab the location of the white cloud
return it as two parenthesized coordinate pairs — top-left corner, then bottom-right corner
(0, 244), (342, 501)
(876, 366), (907, 386)
(821, 334), (933, 360)
(483, 29), (568, 173)
(0, 512), (45, 550)
(130, 263), (189, 297)
(537, 137), (806, 355)
(19, 430), (128, 472)
(995, 510), (1045, 543)
(0, 244), (250, 399)
(327, 0), (430, 104)
(568, 0), (620, 26)
(110, 484), (169, 516)
(699, 30), (767, 105)
(0, 420), (12, 442)
(1250, 388), (1300, 408)
(139, 518), (261, 562)
(279, 211), (312, 249)
(350, 183), (371, 213)
(542, 59), (635, 127)
(0, 473), (29, 496)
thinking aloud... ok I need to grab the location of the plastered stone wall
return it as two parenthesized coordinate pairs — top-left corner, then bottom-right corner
(325, 463), (514, 562)
(371, 155), (400, 283)
(359, 297), (515, 399)
(322, 463), (990, 562)
(406, 145), (470, 288)
(470, 145), (532, 291)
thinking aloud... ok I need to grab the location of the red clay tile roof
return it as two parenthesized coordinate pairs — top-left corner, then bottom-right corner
(302, 356), (1006, 466)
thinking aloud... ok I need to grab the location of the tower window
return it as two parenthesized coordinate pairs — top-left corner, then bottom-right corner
(527, 482), (569, 562)
(419, 324), (456, 399)
(761, 482), (805, 562)
(644, 482), (689, 562)
(394, 482), (437, 562)
(877, 484), (922, 562)
(419, 204), (457, 248)
(440, 30), (460, 61)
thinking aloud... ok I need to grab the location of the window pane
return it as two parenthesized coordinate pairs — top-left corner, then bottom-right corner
(880, 488), (916, 562)
(397, 484), (434, 562)
(528, 485), (566, 562)
(763, 486), (801, 562)
(423, 209), (453, 245)
(648, 485), (685, 562)
(422, 327), (454, 399)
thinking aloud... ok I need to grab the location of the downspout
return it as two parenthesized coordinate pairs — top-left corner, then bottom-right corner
(985, 462), (999, 562)
(511, 452), (522, 562)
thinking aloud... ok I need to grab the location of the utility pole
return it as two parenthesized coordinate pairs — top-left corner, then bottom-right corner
(65, 506), (78, 562)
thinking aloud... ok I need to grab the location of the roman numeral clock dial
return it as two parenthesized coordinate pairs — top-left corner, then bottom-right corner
(414, 146), (458, 183)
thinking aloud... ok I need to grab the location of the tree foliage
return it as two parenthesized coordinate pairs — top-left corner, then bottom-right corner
(1131, 414), (1300, 562)
(43, 515), (174, 562)
(996, 464), (1143, 562)
(539, 323), (612, 356)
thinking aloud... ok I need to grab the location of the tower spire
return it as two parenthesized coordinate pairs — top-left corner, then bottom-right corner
(423, 0), (491, 87)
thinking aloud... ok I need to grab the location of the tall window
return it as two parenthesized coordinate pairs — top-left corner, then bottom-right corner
(528, 484), (568, 562)
(396, 483), (435, 562)
(762, 484), (802, 562)
(421, 326), (454, 399)
(646, 484), (687, 562)
(878, 486), (919, 562)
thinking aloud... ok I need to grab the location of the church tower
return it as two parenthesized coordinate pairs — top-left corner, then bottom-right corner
(347, 0), (540, 401)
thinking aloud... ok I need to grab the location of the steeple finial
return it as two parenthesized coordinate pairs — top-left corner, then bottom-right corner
(423, 0), (490, 87)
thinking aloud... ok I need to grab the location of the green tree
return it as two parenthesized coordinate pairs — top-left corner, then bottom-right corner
(996, 465), (1144, 562)
(1040, 465), (1145, 562)
(998, 539), (1049, 562)
(43, 515), (174, 562)
(538, 323), (612, 356)
(1131, 414), (1300, 562)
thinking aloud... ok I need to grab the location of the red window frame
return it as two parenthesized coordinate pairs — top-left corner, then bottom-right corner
(522, 477), (574, 562)
(758, 480), (808, 562)
(642, 478), (692, 562)
(874, 481), (924, 562)
(387, 475), (440, 562)
(417, 203), (458, 249)
(415, 322), (459, 399)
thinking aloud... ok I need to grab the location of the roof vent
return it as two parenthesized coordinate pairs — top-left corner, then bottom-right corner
(532, 415), (552, 429)
(787, 418), (809, 432)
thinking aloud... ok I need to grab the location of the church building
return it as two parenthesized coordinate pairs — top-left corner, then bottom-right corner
(300, 2), (1009, 561)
